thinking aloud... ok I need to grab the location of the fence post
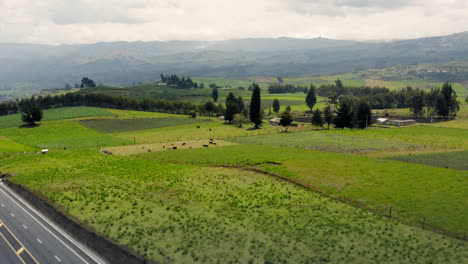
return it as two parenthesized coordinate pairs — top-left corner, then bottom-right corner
(422, 217), (426, 230)
(389, 207), (392, 218)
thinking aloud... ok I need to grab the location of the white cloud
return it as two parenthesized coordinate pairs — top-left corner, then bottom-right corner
(0, 0), (467, 44)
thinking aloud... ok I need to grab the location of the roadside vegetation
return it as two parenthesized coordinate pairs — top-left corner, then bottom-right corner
(1, 151), (466, 263)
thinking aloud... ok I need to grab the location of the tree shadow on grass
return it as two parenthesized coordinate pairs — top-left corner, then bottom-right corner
(19, 123), (41, 128)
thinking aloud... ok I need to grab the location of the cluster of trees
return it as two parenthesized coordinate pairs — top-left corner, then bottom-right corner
(160, 74), (199, 89)
(224, 92), (245, 122)
(310, 97), (371, 130)
(268, 84), (308, 94)
(316, 79), (459, 117)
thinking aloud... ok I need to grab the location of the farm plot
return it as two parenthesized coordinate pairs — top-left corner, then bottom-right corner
(0, 120), (129, 149)
(1, 150), (466, 263)
(389, 150), (468, 170)
(103, 139), (237, 156)
(0, 106), (115, 129)
(80, 117), (212, 133)
(140, 144), (468, 238)
(228, 130), (425, 155)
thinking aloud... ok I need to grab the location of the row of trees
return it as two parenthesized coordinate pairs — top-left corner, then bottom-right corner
(268, 84), (308, 94)
(316, 80), (459, 117)
(309, 98), (371, 130)
(160, 74), (199, 89)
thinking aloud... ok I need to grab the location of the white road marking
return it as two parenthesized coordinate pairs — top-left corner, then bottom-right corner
(55, 255), (62, 262)
(10, 212), (15, 217)
(1, 203), (4, 207)
(0, 186), (96, 264)
(22, 224), (28, 229)
(36, 238), (42, 244)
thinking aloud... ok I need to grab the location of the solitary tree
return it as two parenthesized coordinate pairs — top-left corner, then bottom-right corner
(306, 85), (317, 112)
(80, 77), (96, 88)
(356, 101), (372, 129)
(285, 105), (291, 112)
(279, 110), (293, 132)
(272, 98), (280, 113)
(21, 103), (43, 126)
(237, 96), (245, 112)
(333, 98), (354, 129)
(311, 109), (324, 129)
(323, 106), (334, 130)
(212, 87), (219, 102)
(249, 84), (262, 128)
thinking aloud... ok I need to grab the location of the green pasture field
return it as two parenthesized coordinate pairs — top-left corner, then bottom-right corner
(80, 117), (212, 133)
(140, 144), (468, 238)
(327, 126), (468, 150)
(390, 150), (468, 170)
(0, 106), (114, 129)
(115, 121), (312, 144)
(429, 118), (468, 129)
(0, 136), (36, 153)
(0, 120), (129, 149)
(1, 150), (466, 263)
(228, 130), (425, 155)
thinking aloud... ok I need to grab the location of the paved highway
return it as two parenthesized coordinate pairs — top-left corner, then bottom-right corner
(0, 182), (107, 264)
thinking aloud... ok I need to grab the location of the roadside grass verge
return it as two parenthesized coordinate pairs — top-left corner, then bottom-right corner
(0, 120), (129, 149)
(138, 144), (468, 238)
(0, 106), (114, 128)
(80, 117), (212, 133)
(1, 150), (465, 263)
(0, 136), (36, 153)
(389, 150), (468, 170)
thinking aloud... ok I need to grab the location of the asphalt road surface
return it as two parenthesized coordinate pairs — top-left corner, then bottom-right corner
(0, 182), (107, 264)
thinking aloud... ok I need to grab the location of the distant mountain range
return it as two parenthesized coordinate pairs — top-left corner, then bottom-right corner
(1, 31), (467, 90)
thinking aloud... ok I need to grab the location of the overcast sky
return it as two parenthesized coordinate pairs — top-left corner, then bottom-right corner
(1, 0), (468, 45)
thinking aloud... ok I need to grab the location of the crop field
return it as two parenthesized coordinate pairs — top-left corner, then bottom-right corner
(228, 130), (426, 155)
(80, 117), (212, 133)
(0, 136), (36, 153)
(140, 144), (468, 238)
(0, 106), (115, 129)
(0, 120), (129, 149)
(1, 151), (466, 263)
(389, 150), (468, 170)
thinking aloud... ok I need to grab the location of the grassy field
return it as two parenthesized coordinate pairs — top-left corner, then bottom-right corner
(1, 150), (466, 263)
(140, 144), (468, 238)
(0, 136), (36, 153)
(0, 120), (129, 149)
(327, 126), (468, 150)
(80, 117), (212, 133)
(114, 121), (312, 144)
(228, 130), (426, 155)
(389, 150), (468, 170)
(0, 106), (115, 129)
